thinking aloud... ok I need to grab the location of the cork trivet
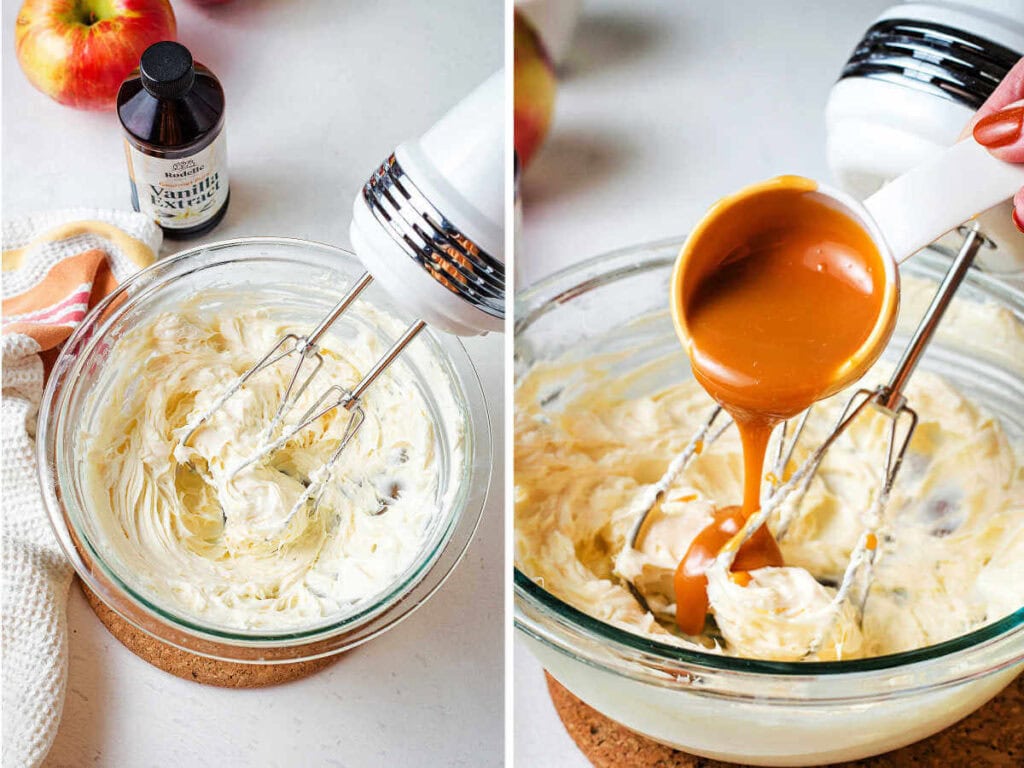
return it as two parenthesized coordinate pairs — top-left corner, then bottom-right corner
(546, 671), (1024, 767)
(82, 583), (338, 687)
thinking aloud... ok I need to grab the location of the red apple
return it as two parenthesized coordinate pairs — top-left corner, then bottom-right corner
(514, 10), (556, 168)
(15, 0), (176, 111)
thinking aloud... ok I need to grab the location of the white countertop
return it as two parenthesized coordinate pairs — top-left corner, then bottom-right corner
(515, 1), (894, 765)
(2, 1), (504, 766)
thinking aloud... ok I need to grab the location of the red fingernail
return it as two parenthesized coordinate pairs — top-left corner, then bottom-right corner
(974, 104), (1024, 148)
(1013, 206), (1024, 235)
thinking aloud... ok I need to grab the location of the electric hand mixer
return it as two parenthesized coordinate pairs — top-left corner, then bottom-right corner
(182, 73), (504, 525)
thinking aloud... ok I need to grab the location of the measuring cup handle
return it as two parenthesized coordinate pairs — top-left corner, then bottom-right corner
(863, 138), (1024, 264)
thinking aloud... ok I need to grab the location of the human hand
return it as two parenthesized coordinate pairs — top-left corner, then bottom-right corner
(967, 56), (1024, 233)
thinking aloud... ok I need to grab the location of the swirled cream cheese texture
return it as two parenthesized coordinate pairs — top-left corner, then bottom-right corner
(81, 298), (463, 630)
(515, 279), (1024, 661)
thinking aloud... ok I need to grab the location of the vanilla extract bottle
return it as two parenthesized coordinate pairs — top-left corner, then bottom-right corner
(117, 41), (229, 239)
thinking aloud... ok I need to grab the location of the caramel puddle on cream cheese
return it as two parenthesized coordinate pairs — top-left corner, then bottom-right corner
(672, 180), (887, 636)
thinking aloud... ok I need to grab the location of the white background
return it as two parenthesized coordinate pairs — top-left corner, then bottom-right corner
(515, 0), (895, 765)
(2, 1), (504, 766)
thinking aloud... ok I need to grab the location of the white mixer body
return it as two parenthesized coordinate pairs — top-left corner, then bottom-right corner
(825, 1), (1024, 273)
(350, 72), (505, 336)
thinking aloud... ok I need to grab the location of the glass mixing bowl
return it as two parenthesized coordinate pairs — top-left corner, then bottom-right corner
(514, 237), (1024, 766)
(39, 237), (490, 663)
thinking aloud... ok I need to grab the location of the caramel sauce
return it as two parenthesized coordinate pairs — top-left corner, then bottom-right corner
(672, 182), (887, 635)
(673, 505), (783, 635)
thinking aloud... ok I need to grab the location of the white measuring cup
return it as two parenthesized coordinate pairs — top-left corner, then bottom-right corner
(671, 137), (1024, 397)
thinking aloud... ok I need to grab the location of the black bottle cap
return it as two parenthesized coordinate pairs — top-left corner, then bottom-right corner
(140, 41), (195, 100)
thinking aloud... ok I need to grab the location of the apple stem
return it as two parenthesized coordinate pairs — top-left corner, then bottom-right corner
(70, 0), (110, 27)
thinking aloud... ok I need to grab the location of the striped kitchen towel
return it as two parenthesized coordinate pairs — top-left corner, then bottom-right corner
(1, 210), (160, 768)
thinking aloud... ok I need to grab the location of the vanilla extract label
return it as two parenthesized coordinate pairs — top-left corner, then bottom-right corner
(125, 132), (229, 229)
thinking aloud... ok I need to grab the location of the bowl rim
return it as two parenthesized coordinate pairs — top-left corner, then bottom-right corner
(514, 234), (1024, 683)
(37, 236), (492, 662)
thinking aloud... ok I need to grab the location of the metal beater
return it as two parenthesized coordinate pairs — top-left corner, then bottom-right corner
(623, 224), (989, 651)
(181, 74), (504, 528)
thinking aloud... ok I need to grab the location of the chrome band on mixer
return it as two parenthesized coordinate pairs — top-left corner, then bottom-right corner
(363, 154), (505, 319)
(840, 19), (1021, 109)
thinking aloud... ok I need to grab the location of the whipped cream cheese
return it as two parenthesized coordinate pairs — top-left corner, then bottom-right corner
(515, 280), (1024, 661)
(81, 297), (463, 631)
